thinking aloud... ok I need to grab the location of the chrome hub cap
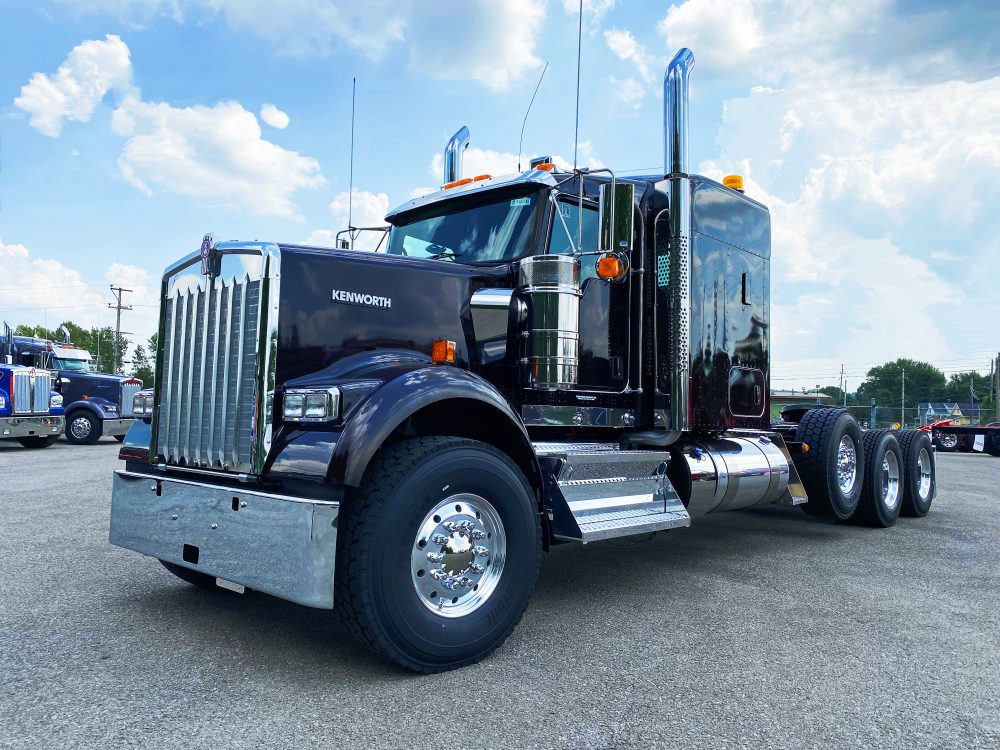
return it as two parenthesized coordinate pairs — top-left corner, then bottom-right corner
(411, 493), (505, 618)
(70, 417), (91, 440)
(917, 447), (933, 499)
(881, 450), (901, 510)
(836, 435), (857, 494)
(937, 433), (958, 449)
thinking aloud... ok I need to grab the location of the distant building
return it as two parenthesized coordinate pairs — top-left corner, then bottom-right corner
(770, 389), (832, 420)
(918, 402), (983, 426)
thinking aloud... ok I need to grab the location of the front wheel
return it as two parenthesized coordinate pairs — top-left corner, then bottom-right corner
(336, 436), (542, 673)
(66, 411), (102, 445)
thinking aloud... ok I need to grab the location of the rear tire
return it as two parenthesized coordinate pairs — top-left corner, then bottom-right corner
(159, 560), (217, 589)
(795, 408), (864, 520)
(335, 436), (542, 673)
(16, 435), (59, 449)
(897, 430), (935, 517)
(66, 411), (102, 445)
(854, 430), (903, 528)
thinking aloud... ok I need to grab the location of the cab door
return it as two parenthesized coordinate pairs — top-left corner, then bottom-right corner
(548, 196), (630, 392)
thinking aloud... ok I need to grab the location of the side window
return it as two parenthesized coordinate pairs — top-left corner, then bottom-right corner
(550, 200), (600, 282)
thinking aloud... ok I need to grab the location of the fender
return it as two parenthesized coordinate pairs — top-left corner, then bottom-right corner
(64, 399), (116, 421)
(330, 365), (534, 487)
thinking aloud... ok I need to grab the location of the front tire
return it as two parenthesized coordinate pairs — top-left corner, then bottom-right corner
(16, 435), (59, 449)
(897, 430), (935, 517)
(66, 411), (102, 445)
(854, 430), (903, 527)
(795, 408), (864, 520)
(336, 436), (542, 673)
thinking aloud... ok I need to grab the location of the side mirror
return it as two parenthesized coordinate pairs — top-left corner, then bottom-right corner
(599, 181), (635, 255)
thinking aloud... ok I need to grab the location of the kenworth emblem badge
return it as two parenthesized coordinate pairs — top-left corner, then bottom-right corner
(331, 290), (392, 309)
(199, 233), (215, 276)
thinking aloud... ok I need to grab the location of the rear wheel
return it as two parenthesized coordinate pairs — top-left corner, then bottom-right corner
(16, 435), (59, 449)
(795, 408), (864, 520)
(896, 429), (935, 517)
(854, 430), (903, 527)
(933, 432), (958, 452)
(336, 436), (542, 673)
(66, 411), (102, 445)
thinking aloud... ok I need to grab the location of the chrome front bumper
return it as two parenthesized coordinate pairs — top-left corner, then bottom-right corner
(102, 418), (135, 437)
(109, 470), (339, 608)
(1, 415), (64, 439)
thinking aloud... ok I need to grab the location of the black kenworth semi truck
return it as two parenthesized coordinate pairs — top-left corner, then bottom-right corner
(110, 49), (936, 672)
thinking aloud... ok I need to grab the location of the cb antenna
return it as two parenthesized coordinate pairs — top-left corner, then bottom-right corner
(572, 0), (583, 170)
(348, 76), (356, 249)
(517, 61), (549, 171)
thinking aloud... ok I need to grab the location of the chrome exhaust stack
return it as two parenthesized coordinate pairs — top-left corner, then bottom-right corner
(663, 48), (694, 433)
(443, 126), (470, 183)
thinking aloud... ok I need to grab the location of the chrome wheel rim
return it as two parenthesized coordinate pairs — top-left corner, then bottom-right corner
(70, 417), (91, 440)
(917, 447), (933, 500)
(836, 435), (858, 494)
(411, 493), (505, 619)
(938, 433), (958, 449)
(881, 450), (901, 510)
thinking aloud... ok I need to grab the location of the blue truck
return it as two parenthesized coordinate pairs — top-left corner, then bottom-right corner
(1, 326), (141, 444)
(0, 347), (65, 448)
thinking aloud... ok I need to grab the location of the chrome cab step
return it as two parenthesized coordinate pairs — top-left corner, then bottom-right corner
(534, 442), (691, 543)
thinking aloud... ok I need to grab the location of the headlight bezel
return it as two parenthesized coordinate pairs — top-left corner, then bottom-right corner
(132, 391), (154, 417)
(49, 393), (63, 408)
(282, 387), (341, 423)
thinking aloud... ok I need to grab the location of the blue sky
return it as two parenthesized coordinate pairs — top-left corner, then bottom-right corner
(1, 0), (998, 390)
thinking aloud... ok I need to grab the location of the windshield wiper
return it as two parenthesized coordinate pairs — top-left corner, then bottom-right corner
(427, 249), (459, 260)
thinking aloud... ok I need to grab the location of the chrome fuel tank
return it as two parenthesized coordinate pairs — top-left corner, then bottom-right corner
(669, 435), (791, 515)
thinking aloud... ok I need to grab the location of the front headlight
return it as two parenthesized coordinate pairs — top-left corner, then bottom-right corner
(0, 395), (6, 409)
(132, 392), (154, 416)
(282, 387), (340, 423)
(50, 393), (63, 408)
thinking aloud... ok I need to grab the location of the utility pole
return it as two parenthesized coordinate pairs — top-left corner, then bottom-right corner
(108, 285), (133, 374)
(840, 364), (847, 407)
(901, 369), (906, 428)
(995, 352), (1000, 422)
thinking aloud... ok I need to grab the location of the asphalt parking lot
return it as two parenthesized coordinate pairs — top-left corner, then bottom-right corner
(1, 442), (998, 750)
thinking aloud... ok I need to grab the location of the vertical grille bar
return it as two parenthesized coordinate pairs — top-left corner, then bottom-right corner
(155, 246), (274, 474)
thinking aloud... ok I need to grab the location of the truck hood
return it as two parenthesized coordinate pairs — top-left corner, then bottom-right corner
(274, 246), (513, 386)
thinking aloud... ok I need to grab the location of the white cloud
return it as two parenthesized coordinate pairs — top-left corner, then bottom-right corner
(111, 96), (325, 219)
(610, 76), (646, 108)
(306, 189), (390, 251)
(658, 0), (763, 69)
(14, 34), (132, 137)
(562, 0), (616, 32)
(0, 239), (158, 346)
(259, 103), (289, 129)
(428, 143), (604, 183)
(59, 1), (547, 90)
(604, 28), (654, 85)
(408, 0), (546, 90)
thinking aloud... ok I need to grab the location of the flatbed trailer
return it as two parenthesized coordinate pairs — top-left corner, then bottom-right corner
(927, 419), (1000, 456)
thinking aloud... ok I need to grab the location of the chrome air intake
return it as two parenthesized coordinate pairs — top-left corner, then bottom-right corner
(670, 435), (791, 515)
(154, 242), (280, 475)
(443, 126), (470, 183)
(662, 48), (694, 433)
(518, 255), (580, 389)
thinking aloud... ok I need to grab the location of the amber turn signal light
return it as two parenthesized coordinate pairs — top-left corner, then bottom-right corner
(431, 339), (456, 364)
(596, 252), (629, 282)
(442, 177), (473, 190)
(535, 162), (555, 172)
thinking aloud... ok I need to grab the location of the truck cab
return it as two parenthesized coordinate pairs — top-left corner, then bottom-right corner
(1, 330), (142, 444)
(109, 48), (937, 673)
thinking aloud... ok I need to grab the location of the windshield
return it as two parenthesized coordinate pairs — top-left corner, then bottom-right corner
(54, 358), (91, 372)
(387, 191), (540, 264)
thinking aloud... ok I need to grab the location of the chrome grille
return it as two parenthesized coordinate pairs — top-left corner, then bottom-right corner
(11, 370), (52, 415)
(159, 274), (262, 472)
(120, 381), (142, 416)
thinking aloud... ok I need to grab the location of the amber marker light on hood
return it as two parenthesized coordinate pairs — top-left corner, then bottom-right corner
(723, 174), (744, 192)
(431, 340), (456, 364)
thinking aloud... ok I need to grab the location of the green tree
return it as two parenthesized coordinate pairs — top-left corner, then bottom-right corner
(12, 320), (129, 374)
(943, 371), (990, 405)
(856, 359), (947, 408)
(129, 332), (158, 387)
